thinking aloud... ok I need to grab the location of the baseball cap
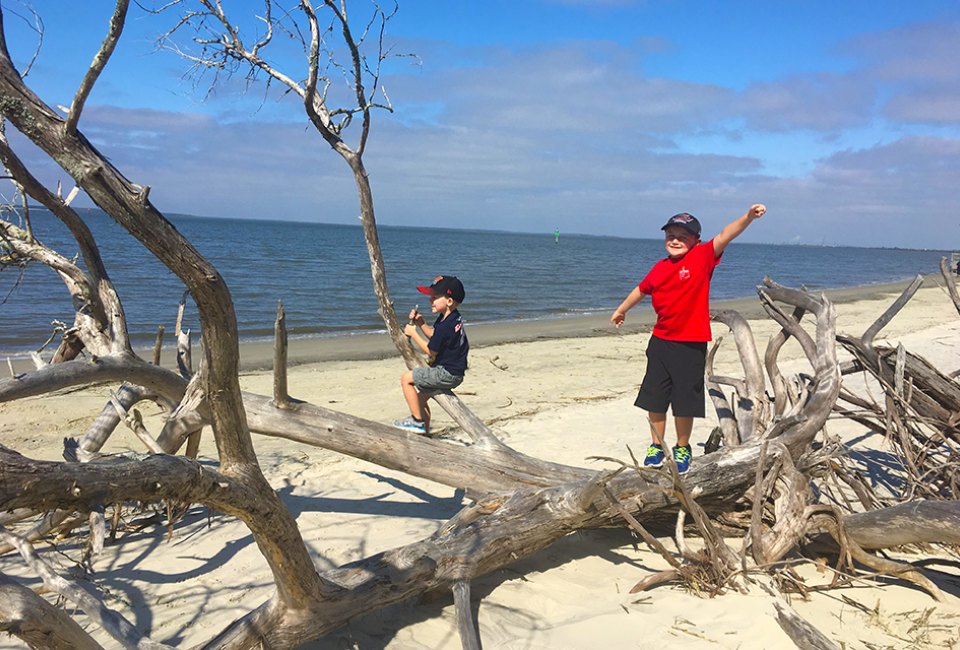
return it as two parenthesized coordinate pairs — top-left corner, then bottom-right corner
(660, 212), (701, 238)
(417, 275), (465, 303)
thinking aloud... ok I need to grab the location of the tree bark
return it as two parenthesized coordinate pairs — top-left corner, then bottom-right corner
(843, 500), (960, 549)
(1, 8), (328, 617)
(0, 573), (103, 650)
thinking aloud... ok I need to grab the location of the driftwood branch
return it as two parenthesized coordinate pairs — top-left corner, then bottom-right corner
(1, 524), (171, 649)
(860, 275), (923, 352)
(0, 572), (102, 650)
(273, 300), (289, 406)
(940, 257), (960, 316)
(65, 0), (129, 135)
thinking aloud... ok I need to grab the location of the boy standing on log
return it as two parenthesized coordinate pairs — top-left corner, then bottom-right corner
(610, 205), (766, 473)
(394, 275), (469, 436)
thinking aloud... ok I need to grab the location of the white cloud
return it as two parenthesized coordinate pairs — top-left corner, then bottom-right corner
(4, 6), (959, 250)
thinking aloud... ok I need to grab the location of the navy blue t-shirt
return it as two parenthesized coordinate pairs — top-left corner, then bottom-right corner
(428, 310), (469, 376)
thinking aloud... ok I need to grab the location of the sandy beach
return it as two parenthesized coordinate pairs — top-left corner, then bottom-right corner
(2, 275), (960, 649)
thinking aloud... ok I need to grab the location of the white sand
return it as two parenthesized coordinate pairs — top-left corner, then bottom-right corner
(2, 279), (960, 648)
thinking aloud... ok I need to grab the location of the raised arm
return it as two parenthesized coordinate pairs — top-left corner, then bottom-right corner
(713, 203), (766, 257)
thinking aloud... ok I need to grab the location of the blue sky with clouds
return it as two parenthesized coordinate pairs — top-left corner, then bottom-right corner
(3, 0), (959, 248)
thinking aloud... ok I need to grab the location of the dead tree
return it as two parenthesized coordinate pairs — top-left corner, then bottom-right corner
(156, 0), (498, 447)
(3, 4), (959, 649)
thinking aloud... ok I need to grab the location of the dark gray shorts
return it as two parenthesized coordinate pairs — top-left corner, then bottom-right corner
(634, 336), (707, 417)
(413, 365), (464, 395)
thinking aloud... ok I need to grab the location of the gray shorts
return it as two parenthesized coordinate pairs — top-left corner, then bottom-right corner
(413, 365), (464, 396)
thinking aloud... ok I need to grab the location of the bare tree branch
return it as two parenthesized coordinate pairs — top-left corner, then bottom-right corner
(66, 0), (130, 135)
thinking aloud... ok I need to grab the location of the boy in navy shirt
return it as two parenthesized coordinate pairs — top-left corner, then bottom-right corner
(611, 205), (766, 473)
(394, 275), (469, 435)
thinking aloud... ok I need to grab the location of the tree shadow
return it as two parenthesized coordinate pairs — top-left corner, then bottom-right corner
(840, 430), (908, 496)
(276, 470), (466, 522)
(302, 526), (647, 650)
(0, 464), (469, 645)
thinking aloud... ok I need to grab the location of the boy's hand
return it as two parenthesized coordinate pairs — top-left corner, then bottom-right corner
(403, 323), (418, 338)
(610, 310), (626, 328)
(748, 204), (766, 220)
(407, 307), (423, 324)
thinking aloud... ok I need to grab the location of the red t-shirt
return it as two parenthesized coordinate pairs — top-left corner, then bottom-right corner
(638, 240), (721, 342)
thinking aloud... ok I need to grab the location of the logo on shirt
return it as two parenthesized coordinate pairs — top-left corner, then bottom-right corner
(679, 266), (691, 281)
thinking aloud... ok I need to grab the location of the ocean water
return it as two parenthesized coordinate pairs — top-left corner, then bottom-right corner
(1, 209), (952, 357)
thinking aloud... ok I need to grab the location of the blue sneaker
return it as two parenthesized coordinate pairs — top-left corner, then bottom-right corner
(673, 445), (692, 474)
(393, 416), (426, 434)
(643, 444), (665, 468)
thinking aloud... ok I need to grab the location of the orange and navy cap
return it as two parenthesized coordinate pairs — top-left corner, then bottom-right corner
(416, 275), (465, 303)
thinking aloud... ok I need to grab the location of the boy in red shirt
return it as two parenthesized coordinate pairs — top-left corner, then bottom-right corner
(611, 204), (766, 473)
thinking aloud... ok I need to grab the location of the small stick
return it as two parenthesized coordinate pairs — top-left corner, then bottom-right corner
(273, 301), (289, 406)
(152, 325), (165, 365)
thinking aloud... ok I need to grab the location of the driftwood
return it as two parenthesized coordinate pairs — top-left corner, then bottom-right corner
(835, 273), (960, 501)
(620, 271), (960, 628)
(2, 4), (959, 649)
(0, 573), (102, 650)
(843, 500), (960, 549)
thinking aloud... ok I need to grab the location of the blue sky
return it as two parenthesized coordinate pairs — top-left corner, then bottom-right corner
(2, 0), (959, 248)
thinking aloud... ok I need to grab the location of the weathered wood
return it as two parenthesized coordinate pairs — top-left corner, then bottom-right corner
(1, 524), (171, 649)
(78, 383), (173, 459)
(843, 500), (960, 549)
(706, 339), (741, 446)
(758, 280), (840, 458)
(273, 301), (289, 406)
(838, 336), (960, 433)
(0, 356), (187, 405)
(939, 257), (960, 316)
(241, 392), (592, 494)
(712, 310), (766, 440)
(0, 573), (102, 650)
(860, 274), (923, 352)
(0, 8), (327, 620)
(152, 325), (165, 365)
(0, 137), (128, 357)
(452, 581), (481, 650)
(771, 599), (840, 650)
(1, 434), (833, 647)
(759, 300), (810, 416)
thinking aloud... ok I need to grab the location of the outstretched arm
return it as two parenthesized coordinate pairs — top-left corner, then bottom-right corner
(713, 203), (766, 257)
(611, 286), (646, 328)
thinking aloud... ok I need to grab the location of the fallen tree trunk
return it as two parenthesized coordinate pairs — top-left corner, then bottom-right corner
(1, 276), (844, 647)
(843, 500), (960, 549)
(0, 436), (821, 648)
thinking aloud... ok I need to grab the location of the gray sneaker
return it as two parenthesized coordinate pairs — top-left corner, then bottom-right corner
(393, 416), (426, 434)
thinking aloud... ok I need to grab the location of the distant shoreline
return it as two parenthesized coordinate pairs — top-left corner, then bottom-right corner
(52, 207), (959, 252)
